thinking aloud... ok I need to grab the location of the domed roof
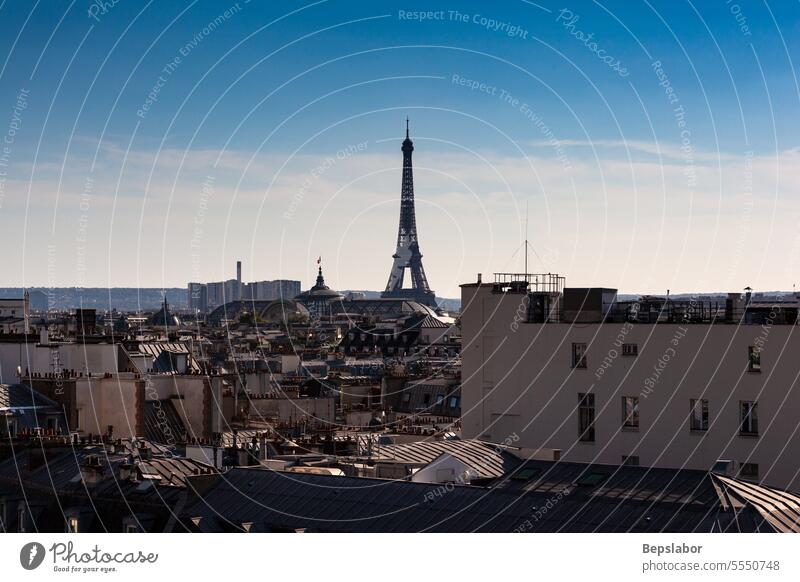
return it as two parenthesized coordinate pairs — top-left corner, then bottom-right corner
(148, 297), (181, 327)
(296, 266), (343, 301)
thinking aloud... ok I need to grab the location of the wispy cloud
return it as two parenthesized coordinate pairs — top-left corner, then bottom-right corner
(528, 138), (739, 163)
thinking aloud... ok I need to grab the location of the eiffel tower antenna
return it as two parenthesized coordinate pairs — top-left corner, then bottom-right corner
(381, 119), (437, 308)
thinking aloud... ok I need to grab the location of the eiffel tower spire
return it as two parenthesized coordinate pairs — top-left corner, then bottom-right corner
(381, 121), (437, 308)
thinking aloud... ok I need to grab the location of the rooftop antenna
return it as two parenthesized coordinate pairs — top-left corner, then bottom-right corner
(524, 200), (529, 277)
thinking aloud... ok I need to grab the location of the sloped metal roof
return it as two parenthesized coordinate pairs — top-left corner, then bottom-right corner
(712, 473), (800, 532)
(179, 463), (791, 533)
(0, 383), (60, 410)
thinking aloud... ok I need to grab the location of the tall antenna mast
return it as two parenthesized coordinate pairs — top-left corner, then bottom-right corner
(524, 200), (529, 277)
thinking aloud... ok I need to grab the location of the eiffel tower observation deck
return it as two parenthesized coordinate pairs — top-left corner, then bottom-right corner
(381, 120), (437, 308)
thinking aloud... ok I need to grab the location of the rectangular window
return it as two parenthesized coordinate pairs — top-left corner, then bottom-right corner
(449, 396), (459, 409)
(739, 462), (759, 480)
(740, 401), (758, 436)
(402, 392), (410, 403)
(748, 346), (761, 372)
(17, 507), (25, 533)
(571, 343), (587, 369)
(622, 397), (639, 429)
(622, 343), (638, 357)
(578, 392), (595, 442)
(435, 394), (444, 406)
(690, 399), (709, 431)
(67, 516), (79, 533)
(621, 455), (639, 466)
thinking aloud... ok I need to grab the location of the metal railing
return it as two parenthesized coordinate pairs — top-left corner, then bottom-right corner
(527, 300), (799, 325)
(493, 272), (565, 294)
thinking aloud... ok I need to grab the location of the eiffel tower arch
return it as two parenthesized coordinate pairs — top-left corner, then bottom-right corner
(381, 120), (437, 308)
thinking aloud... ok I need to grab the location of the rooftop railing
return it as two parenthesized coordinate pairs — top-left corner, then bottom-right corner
(493, 272), (565, 294)
(527, 299), (799, 325)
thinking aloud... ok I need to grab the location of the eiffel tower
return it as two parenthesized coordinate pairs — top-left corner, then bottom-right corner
(381, 120), (437, 308)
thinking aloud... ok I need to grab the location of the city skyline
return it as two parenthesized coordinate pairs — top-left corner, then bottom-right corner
(1, 1), (799, 297)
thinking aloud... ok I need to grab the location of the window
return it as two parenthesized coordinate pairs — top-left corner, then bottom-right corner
(748, 346), (761, 372)
(739, 462), (759, 480)
(571, 343), (587, 369)
(435, 394), (444, 406)
(66, 516), (79, 533)
(578, 393), (595, 442)
(401, 392), (410, 403)
(576, 471), (607, 486)
(17, 506), (25, 532)
(740, 401), (758, 436)
(622, 396), (639, 429)
(449, 396), (460, 409)
(690, 399), (709, 431)
(622, 343), (638, 357)
(423, 394), (431, 406)
(622, 455), (640, 466)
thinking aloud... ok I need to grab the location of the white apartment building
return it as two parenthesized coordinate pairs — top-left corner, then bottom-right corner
(0, 295), (30, 333)
(461, 273), (800, 492)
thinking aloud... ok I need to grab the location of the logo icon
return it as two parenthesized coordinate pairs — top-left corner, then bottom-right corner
(20, 542), (46, 570)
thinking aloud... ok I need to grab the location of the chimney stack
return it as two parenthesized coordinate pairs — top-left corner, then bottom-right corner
(236, 260), (242, 301)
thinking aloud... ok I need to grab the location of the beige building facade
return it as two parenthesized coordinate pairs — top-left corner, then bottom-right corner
(461, 276), (800, 492)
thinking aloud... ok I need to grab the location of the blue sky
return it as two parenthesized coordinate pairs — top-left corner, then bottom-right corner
(1, 0), (799, 296)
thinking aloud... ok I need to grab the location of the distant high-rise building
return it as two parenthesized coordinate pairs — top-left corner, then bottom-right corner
(381, 120), (437, 308)
(188, 276), (301, 310)
(187, 282), (208, 312)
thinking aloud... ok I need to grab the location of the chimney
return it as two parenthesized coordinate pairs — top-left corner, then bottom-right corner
(477, 273), (482, 284)
(80, 455), (106, 486)
(259, 432), (268, 461)
(118, 462), (133, 481)
(137, 442), (152, 461)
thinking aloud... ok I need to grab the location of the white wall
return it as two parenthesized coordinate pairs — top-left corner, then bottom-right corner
(0, 342), (120, 383)
(74, 376), (142, 438)
(249, 397), (335, 428)
(411, 453), (474, 484)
